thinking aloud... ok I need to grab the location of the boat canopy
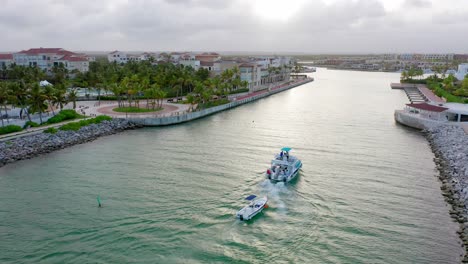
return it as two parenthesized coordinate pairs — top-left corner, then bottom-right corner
(245, 195), (257, 200)
(281, 147), (292, 152)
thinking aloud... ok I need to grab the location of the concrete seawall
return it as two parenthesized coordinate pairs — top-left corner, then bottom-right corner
(128, 78), (313, 126)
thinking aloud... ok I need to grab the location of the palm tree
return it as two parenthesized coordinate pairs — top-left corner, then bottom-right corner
(401, 70), (408, 81)
(43, 84), (56, 115)
(0, 82), (10, 126)
(186, 93), (195, 111)
(67, 88), (78, 109)
(28, 82), (48, 124)
(53, 88), (68, 111)
(108, 83), (123, 107)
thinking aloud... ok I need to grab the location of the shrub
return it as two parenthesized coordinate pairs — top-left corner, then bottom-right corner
(23, 121), (39, 129)
(43, 127), (58, 134)
(47, 110), (81, 124)
(0, 125), (22, 135)
(229, 88), (249, 94)
(59, 115), (112, 131)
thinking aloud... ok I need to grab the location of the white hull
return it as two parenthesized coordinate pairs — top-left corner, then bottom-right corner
(236, 197), (268, 221)
(266, 154), (302, 183)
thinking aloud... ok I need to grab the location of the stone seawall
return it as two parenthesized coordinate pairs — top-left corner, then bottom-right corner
(424, 125), (468, 262)
(0, 119), (141, 168)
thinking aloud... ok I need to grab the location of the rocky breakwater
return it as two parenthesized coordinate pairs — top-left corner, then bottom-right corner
(425, 125), (468, 262)
(0, 119), (142, 168)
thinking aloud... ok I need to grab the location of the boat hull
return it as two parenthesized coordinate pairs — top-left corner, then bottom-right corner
(266, 160), (302, 183)
(236, 197), (268, 221)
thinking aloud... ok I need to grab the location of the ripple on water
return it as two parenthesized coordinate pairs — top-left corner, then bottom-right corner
(0, 69), (462, 263)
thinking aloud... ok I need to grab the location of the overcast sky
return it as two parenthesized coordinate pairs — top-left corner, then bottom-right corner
(1, 0), (467, 53)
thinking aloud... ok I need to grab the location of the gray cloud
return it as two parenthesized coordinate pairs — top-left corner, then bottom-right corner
(0, 0), (467, 53)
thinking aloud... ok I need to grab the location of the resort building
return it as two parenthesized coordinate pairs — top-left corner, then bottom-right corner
(455, 63), (468, 80)
(179, 53), (200, 70)
(108, 51), (128, 63)
(195, 53), (222, 63)
(239, 63), (262, 90)
(12, 48), (92, 72)
(0, 54), (13, 68)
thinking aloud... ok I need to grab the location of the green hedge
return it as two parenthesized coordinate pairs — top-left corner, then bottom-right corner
(23, 121), (39, 128)
(59, 115), (112, 131)
(47, 110), (81, 124)
(43, 127), (58, 134)
(428, 82), (466, 103)
(229, 88), (249, 94)
(0, 125), (22, 135)
(199, 98), (230, 109)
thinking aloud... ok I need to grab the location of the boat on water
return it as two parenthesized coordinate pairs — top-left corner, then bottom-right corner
(236, 195), (268, 221)
(301, 66), (316, 73)
(266, 147), (302, 183)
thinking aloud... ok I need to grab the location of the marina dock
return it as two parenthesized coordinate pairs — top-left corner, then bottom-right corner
(390, 83), (445, 104)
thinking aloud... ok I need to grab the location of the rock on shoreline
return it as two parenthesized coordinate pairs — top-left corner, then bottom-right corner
(424, 125), (468, 262)
(0, 119), (142, 168)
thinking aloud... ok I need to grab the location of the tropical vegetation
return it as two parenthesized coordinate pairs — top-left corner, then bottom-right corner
(0, 60), (251, 129)
(59, 115), (112, 131)
(401, 68), (468, 103)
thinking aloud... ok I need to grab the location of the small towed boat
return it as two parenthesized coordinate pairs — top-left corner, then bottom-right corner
(236, 195), (268, 221)
(266, 147), (302, 183)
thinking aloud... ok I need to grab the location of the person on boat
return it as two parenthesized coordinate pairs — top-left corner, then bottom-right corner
(280, 151), (283, 159)
(285, 152), (289, 161)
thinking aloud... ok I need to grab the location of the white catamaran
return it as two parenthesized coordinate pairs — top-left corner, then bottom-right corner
(236, 195), (268, 221)
(265, 147), (302, 183)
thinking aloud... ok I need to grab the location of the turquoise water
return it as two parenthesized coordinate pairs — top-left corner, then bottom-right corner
(0, 69), (462, 263)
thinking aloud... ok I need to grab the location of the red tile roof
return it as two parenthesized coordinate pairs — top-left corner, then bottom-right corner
(17, 48), (75, 55)
(0, 54), (13, 60)
(60, 55), (88, 62)
(406, 103), (448, 112)
(200, 61), (214, 67)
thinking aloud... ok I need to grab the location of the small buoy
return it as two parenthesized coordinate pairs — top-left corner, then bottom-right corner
(264, 204), (269, 209)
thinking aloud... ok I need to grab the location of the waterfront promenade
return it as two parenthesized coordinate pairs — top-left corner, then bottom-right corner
(78, 78), (313, 126)
(125, 78), (313, 126)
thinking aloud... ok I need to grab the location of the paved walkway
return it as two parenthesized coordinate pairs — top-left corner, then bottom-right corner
(418, 86), (445, 103)
(233, 80), (305, 101)
(77, 100), (191, 118)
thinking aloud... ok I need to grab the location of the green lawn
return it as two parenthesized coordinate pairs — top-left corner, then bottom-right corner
(113, 107), (163, 113)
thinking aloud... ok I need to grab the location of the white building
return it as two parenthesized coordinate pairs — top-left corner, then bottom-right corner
(12, 48), (91, 72)
(108, 51), (128, 64)
(56, 55), (90, 73)
(455, 63), (468, 80)
(0, 54), (13, 68)
(422, 53), (454, 61)
(239, 63), (262, 90)
(179, 53), (200, 70)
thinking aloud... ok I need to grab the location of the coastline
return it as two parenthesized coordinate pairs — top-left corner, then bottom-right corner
(424, 125), (468, 262)
(0, 119), (141, 168)
(0, 79), (313, 167)
(129, 78), (313, 126)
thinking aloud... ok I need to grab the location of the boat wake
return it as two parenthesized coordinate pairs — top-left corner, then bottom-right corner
(259, 180), (290, 214)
